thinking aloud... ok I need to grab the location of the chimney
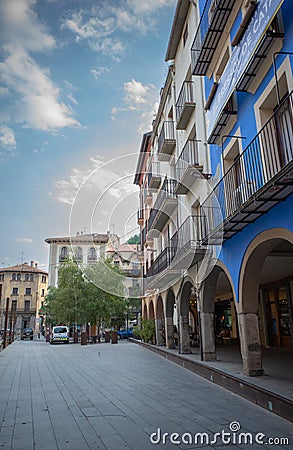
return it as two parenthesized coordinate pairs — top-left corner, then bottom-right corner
(35, 263), (38, 269)
(30, 260), (34, 267)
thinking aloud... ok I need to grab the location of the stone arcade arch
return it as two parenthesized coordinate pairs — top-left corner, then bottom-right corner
(155, 296), (165, 346)
(200, 262), (236, 361)
(165, 289), (176, 349)
(149, 300), (155, 320)
(238, 229), (293, 376)
(179, 280), (193, 354)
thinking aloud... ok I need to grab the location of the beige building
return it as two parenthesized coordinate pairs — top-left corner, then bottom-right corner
(45, 232), (118, 287)
(0, 261), (48, 337)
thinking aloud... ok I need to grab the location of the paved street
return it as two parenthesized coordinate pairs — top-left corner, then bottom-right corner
(0, 340), (292, 450)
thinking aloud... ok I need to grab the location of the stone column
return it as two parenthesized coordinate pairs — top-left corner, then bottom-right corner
(238, 312), (264, 376)
(200, 312), (216, 361)
(179, 314), (190, 354)
(155, 319), (164, 346)
(165, 316), (174, 349)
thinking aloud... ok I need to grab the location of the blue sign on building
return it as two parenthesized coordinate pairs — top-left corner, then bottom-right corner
(207, 0), (284, 140)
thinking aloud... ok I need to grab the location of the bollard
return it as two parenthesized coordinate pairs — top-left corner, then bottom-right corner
(105, 331), (110, 343)
(111, 331), (118, 344)
(81, 331), (88, 345)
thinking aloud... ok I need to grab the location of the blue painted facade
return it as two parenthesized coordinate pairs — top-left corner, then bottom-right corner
(196, 0), (293, 303)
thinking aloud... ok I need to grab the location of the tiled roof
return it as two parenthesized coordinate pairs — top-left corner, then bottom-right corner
(0, 263), (48, 274)
(45, 233), (109, 244)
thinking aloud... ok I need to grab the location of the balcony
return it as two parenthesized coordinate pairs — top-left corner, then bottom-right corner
(170, 216), (207, 270)
(148, 178), (178, 231)
(148, 162), (161, 189)
(16, 308), (37, 315)
(207, 94), (237, 144)
(145, 247), (179, 291)
(174, 140), (202, 194)
(157, 121), (176, 161)
(191, 0), (234, 76)
(175, 81), (195, 130)
(201, 91), (293, 244)
(137, 209), (144, 226)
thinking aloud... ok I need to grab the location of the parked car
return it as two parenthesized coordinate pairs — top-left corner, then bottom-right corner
(117, 328), (133, 339)
(21, 328), (34, 340)
(50, 326), (69, 344)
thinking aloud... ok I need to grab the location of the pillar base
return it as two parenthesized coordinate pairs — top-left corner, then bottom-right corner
(203, 352), (217, 361)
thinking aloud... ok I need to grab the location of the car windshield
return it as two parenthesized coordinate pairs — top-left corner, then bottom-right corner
(54, 327), (67, 333)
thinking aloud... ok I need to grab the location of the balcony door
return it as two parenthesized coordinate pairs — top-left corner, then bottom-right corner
(257, 70), (292, 183)
(274, 94), (293, 167)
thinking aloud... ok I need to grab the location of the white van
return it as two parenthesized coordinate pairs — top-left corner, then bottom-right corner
(50, 326), (69, 344)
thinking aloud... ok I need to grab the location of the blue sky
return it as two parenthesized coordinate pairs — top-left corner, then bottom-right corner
(0, 0), (177, 270)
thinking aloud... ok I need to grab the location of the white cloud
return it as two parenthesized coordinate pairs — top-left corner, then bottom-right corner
(90, 67), (110, 79)
(16, 237), (33, 243)
(0, 0), (80, 131)
(62, 0), (176, 58)
(0, 125), (16, 148)
(112, 79), (158, 131)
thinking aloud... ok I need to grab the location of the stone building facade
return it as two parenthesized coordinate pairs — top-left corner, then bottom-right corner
(0, 262), (48, 337)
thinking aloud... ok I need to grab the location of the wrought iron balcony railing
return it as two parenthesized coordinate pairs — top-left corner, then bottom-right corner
(147, 161), (161, 189)
(174, 140), (200, 193)
(158, 121), (176, 159)
(191, 0), (234, 75)
(146, 247), (176, 278)
(175, 81), (195, 129)
(148, 178), (177, 231)
(170, 216), (201, 253)
(201, 90), (293, 243)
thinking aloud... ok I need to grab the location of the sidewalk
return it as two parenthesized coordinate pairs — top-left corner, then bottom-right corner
(131, 340), (293, 423)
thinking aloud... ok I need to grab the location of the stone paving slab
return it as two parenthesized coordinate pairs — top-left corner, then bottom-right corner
(0, 340), (292, 450)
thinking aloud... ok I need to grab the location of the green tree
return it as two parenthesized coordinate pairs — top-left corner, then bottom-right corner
(45, 259), (130, 331)
(127, 234), (140, 244)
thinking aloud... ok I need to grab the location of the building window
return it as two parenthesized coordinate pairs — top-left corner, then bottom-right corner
(17, 273), (21, 281)
(41, 289), (45, 297)
(12, 300), (17, 311)
(41, 275), (47, 283)
(12, 287), (18, 295)
(75, 247), (83, 261)
(26, 287), (32, 295)
(0, 274), (4, 281)
(25, 300), (30, 312)
(12, 273), (16, 281)
(88, 247), (97, 261)
(25, 274), (29, 281)
(60, 247), (68, 261)
(30, 274), (34, 282)
(114, 260), (120, 266)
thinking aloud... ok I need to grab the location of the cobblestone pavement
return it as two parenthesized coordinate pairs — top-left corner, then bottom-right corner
(0, 340), (292, 450)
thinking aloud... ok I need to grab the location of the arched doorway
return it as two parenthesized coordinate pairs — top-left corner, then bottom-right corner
(239, 229), (293, 376)
(155, 296), (165, 346)
(165, 289), (176, 349)
(200, 263), (237, 361)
